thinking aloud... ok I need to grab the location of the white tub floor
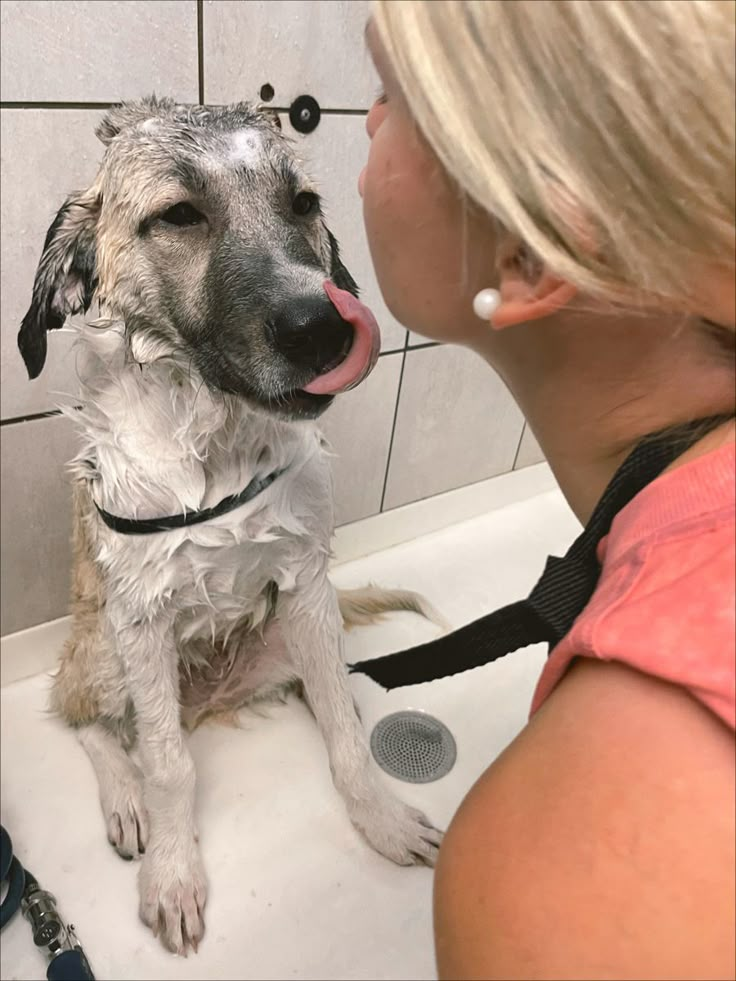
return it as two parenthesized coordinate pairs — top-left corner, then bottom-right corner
(0, 489), (579, 981)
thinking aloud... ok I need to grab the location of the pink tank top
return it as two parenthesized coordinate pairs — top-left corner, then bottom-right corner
(531, 441), (735, 728)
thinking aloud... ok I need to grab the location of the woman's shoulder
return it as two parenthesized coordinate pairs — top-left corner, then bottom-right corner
(436, 656), (735, 980)
(532, 439), (735, 727)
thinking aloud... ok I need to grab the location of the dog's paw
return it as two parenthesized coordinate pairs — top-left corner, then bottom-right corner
(101, 769), (149, 861)
(349, 790), (443, 867)
(138, 842), (206, 955)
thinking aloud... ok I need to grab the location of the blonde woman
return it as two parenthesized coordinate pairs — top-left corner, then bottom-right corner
(359, 1), (735, 978)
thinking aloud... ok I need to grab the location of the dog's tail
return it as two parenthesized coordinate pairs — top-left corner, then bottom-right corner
(337, 586), (451, 633)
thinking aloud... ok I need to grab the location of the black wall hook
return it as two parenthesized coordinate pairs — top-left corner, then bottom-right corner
(289, 95), (321, 134)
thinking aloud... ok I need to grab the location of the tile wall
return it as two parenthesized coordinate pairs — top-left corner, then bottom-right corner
(0, 0), (544, 635)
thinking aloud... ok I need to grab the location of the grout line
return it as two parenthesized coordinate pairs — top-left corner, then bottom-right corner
(406, 340), (440, 351)
(1, 102), (369, 115)
(511, 422), (527, 471)
(378, 333), (410, 511)
(1, 101), (114, 110)
(0, 408), (65, 427)
(378, 464), (529, 516)
(197, 0), (205, 105)
(258, 107), (370, 118)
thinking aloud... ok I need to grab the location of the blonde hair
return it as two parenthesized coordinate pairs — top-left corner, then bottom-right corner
(373, 0), (736, 312)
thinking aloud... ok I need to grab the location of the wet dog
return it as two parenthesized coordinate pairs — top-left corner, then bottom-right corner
(18, 97), (442, 954)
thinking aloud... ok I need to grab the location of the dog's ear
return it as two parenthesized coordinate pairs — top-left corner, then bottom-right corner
(96, 95), (175, 145)
(258, 108), (282, 131)
(18, 190), (100, 379)
(326, 229), (359, 297)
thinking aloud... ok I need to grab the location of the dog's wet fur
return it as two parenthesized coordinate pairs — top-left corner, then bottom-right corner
(18, 97), (443, 955)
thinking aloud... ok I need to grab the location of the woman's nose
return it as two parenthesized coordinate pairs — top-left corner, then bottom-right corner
(358, 167), (366, 198)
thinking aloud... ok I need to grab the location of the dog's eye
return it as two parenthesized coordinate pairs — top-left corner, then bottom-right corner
(292, 192), (319, 217)
(159, 202), (205, 227)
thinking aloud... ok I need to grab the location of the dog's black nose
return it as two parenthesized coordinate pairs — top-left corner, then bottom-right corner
(268, 296), (353, 373)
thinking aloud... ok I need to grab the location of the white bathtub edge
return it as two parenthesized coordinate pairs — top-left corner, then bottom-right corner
(332, 462), (555, 564)
(0, 615), (69, 688)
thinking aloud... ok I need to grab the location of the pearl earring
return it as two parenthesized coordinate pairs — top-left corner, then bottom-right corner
(472, 288), (501, 321)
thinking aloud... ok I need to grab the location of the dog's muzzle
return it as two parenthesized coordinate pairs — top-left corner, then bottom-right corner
(269, 281), (381, 397)
(268, 295), (352, 375)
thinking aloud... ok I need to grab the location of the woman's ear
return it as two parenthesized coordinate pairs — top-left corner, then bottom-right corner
(490, 238), (577, 330)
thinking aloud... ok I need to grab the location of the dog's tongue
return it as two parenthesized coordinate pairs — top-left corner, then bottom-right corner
(301, 281), (381, 395)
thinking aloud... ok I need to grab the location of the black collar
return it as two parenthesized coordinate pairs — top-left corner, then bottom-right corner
(94, 468), (288, 535)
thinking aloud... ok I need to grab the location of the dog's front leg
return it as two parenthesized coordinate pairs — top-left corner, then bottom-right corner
(109, 603), (205, 954)
(279, 572), (442, 866)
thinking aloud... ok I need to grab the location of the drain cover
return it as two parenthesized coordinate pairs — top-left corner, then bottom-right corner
(370, 711), (456, 783)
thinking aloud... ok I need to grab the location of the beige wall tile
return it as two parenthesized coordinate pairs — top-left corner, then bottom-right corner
(320, 353), (402, 526)
(1, 109), (105, 420)
(0, 0), (197, 103)
(204, 0), (376, 109)
(383, 346), (524, 510)
(1, 414), (78, 635)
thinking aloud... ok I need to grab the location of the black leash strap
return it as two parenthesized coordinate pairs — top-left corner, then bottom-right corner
(350, 418), (728, 690)
(95, 467), (287, 535)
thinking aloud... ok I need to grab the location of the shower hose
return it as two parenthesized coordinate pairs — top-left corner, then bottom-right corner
(0, 825), (96, 980)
